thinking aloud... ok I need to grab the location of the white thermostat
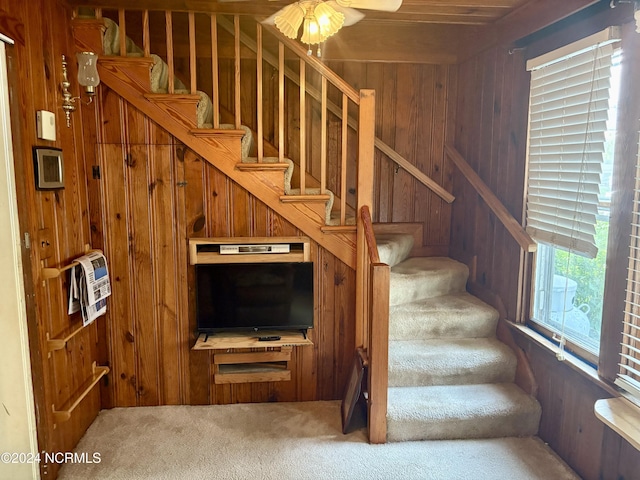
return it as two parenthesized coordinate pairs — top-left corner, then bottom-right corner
(36, 110), (56, 141)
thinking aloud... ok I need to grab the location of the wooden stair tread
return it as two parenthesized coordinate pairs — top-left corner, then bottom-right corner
(321, 225), (357, 233)
(144, 93), (201, 103)
(100, 56), (154, 67)
(236, 162), (291, 171)
(280, 194), (332, 203)
(190, 128), (246, 138)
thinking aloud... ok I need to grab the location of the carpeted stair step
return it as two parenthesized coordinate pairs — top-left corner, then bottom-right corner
(388, 338), (517, 387)
(390, 257), (468, 306)
(376, 233), (414, 267)
(389, 292), (499, 340)
(386, 383), (541, 442)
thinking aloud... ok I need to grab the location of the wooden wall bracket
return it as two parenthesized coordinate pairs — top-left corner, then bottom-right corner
(52, 362), (109, 424)
(40, 244), (98, 280)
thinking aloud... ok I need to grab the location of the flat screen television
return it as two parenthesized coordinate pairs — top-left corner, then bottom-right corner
(195, 262), (314, 333)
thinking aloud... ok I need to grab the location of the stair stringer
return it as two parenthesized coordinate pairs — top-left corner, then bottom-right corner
(96, 57), (357, 269)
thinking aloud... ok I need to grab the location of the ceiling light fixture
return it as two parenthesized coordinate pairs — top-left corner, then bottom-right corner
(274, 1), (344, 57)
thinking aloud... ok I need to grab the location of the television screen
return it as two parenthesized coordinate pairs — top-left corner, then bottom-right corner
(195, 262), (314, 333)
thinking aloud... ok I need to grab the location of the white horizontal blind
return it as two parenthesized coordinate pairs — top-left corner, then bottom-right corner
(616, 132), (640, 402)
(525, 44), (615, 259)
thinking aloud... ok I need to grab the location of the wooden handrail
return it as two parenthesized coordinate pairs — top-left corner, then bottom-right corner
(361, 206), (380, 264)
(217, 16), (453, 204)
(261, 25), (360, 104)
(444, 144), (537, 253)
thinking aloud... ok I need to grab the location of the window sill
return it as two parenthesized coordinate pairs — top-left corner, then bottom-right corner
(510, 322), (640, 451)
(595, 398), (640, 452)
(507, 322), (618, 397)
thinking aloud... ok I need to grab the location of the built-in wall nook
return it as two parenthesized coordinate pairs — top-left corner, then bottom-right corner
(189, 237), (314, 384)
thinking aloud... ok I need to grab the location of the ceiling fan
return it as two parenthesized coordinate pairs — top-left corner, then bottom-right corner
(259, 0), (403, 55)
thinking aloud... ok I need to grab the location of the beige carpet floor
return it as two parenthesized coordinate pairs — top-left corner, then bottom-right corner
(58, 401), (579, 480)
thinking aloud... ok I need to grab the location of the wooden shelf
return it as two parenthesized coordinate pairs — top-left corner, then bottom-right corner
(595, 397), (640, 451)
(193, 331), (312, 384)
(52, 362), (109, 424)
(215, 363), (291, 384)
(189, 236), (310, 265)
(193, 331), (312, 350)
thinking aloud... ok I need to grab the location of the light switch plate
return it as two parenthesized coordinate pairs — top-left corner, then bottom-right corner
(36, 110), (56, 141)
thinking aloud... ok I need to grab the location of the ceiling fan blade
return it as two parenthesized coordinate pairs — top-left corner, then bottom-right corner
(325, 2), (365, 26)
(336, 0), (402, 12)
(262, 10), (279, 25)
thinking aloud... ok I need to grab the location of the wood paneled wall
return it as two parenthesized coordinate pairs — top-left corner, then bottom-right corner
(1, 1), (100, 477)
(514, 332), (640, 479)
(87, 87), (356, 407)
(452, 6), (640, 477)
(329, 62), (456, 252)
(450, 45), (530, 319)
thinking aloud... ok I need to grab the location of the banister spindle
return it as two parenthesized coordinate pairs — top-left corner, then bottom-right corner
(257, 24), (263, 163)
(299, 59), (306, 195)
(118, 9), (126, 57)
(340, 93), (348, 226)
(210, 14), (220, 129)
(321, 76), (327, 195)
(234, 15), (241, 129)
(189, 12), (197, 95)
(278, 42), (285, 163)
(142, 10), (150, 57)
(165, 11), (174, 94)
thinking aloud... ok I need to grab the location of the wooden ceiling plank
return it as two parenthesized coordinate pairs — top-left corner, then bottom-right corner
(459, 0), (601, 61)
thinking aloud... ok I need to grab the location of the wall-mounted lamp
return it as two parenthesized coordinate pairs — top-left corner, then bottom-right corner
(60, 52), (100, 128)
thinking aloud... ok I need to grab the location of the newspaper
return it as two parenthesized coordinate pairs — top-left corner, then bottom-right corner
(68, 251), (111, 326)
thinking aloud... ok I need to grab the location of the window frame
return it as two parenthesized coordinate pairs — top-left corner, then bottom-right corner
(521, 20), (640, 384)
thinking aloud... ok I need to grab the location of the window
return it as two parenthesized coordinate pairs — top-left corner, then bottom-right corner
(525, 28), (622, 360)
(616, 132), (640, 400)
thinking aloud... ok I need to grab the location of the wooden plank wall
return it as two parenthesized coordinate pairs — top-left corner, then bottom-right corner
(514, 334), (640, 479)
(1, 0), (100, 477)
(450, 44), (530, 318)
(452, 6), (640, 477)
(328, 62), (456, 253)
(87, 87), (356, 406)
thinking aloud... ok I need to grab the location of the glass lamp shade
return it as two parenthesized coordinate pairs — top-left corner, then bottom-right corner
(274, 3), (306, 39)
(301, 15), (325, 45)
(76, 52), (100, 94)
(314, 2), (344, 39)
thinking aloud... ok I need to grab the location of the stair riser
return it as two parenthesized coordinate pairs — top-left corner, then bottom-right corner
(386, 410), (541, 442)
(390, 272), (467, 306)
(376, 234), (414, 268)
(388, 309), (498, 340)
(388, 361), (515, 388)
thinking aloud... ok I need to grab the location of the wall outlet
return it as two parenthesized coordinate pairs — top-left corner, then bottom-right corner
(36, 110), (56, 141)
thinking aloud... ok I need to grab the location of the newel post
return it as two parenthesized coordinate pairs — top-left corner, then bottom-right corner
(355, 89), (376, 349)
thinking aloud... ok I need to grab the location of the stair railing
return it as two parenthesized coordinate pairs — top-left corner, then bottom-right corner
(359, 205), (390, 444)
(444, 144), (536, 253)
(95, 7), (371, 226)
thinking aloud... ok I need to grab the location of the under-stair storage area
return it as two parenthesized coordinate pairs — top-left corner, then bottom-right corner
(189, 236), (314, 384)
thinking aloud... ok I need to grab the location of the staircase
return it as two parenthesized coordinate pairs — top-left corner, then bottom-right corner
(72, 13), (373, 269)
(72, 8), (542, 445)
(377, 233), (541, 442)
